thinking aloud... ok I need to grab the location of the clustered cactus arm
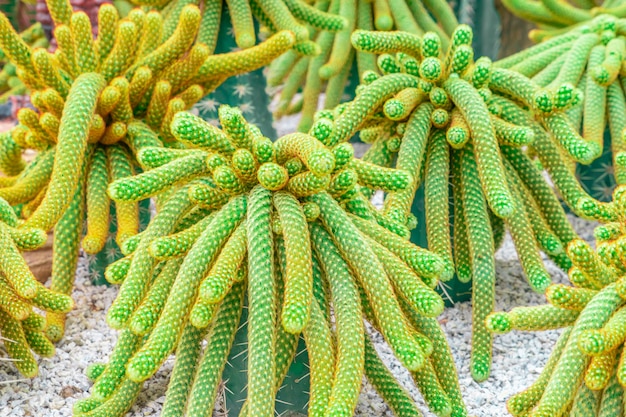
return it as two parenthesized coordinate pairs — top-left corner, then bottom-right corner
(68, 105), (470, 417)
(0, 0), (300, 345)
(486, 185), (626, 416)
(267, 0), (458, 132)
(0, 195), (72, 376)
(0, 23), (48, 103)
(306, 23), (610, 381)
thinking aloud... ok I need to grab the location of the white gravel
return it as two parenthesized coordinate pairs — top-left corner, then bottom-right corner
(0, 110), (600, 416)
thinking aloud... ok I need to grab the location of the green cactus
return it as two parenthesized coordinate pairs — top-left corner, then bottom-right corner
(0, 195), (71, 376)
(485, 184), (626, 417)
(310, 24), (603, 381)
(73, 107), (467, 417)
(267, 0), (459, 132)
(0, 0), (296, 340)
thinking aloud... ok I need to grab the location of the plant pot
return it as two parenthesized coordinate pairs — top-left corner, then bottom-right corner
(23, 231), (53, 284)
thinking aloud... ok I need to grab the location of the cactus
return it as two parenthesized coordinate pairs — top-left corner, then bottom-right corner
(0, 0), (297, 342)
(0, 195), (72, 377)
(496, 9), (626, 202)
(306, 24), (620, 381)
(267, 0), (460, 132)
(485, 184), (626, 417)
(73, 108), (469, 417)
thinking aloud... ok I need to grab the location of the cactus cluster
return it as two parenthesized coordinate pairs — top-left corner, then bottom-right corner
(267, 0), (459, 132)
(309, 24), (615, 382)
(486, 185), (626, 417)
(495, 13), (626, 194)
(126, 0), (345, 54)
(478, 5), (626, 414)
(70, 108), (470, 417)
(3, 0), (350, 107)
(5, 0), (626, 415)
(0, 195), (74, 377)
(0, 0), (298, 348)
(36, 0), (106, 35)
(0, 22), (47, 102)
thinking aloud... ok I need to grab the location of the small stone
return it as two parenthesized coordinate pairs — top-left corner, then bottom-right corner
(60, 386), (80, 398)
